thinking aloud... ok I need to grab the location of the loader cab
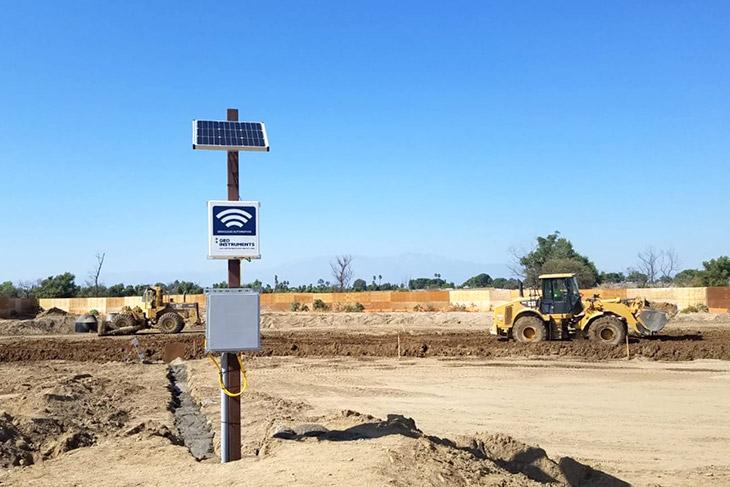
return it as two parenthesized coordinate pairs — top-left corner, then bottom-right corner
(538, 274), (583, 316)
(142, 288), (155, 306)
(142, 287), (164, 309)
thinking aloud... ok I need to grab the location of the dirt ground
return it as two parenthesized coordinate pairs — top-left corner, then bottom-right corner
(6, 309), (728, 336)
(0, 357), (728, 486)
(1, 311), (729, 486)
(1, 317), (729, 363)
(1, 310), (730, 363)
(211, 356), (730, 487)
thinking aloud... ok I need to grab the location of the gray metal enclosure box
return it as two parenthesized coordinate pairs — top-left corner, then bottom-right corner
(205, 288), (260, 352)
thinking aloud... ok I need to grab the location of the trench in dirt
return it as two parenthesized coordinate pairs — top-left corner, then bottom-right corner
(167, 363), (215, 460)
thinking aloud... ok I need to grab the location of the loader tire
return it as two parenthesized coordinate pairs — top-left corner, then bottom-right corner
(110, 313), (137, 333)
(589, 315), (626, 346)
(513, 316), (547, 343)
(158, 312), (185, 334)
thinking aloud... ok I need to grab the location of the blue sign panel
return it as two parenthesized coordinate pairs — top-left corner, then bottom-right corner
(208, 201), (260, 259)
(212, 205), (257, 236)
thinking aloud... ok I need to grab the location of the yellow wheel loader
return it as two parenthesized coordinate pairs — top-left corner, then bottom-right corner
(491, 273), (668, 345)
(98, 286), (201, 336)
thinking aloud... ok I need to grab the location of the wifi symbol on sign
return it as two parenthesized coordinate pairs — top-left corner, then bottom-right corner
(216, 208), (253, 228)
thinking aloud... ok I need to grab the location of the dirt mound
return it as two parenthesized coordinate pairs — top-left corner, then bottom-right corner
(258, 329), (730, 361)
(646, 301), (679, 316)
(0, 311), (77, 336)
(271, 411), (627, 486)
(1, 325), (729, 363)
(454, 432), (627, 486)
(36, 307), (68, 318)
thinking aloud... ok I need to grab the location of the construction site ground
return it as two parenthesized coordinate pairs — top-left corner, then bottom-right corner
(1, 311), (729, 486)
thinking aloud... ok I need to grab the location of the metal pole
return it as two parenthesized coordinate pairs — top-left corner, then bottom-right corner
(220, 353), (229, 463)
(224, 108), (242, 462)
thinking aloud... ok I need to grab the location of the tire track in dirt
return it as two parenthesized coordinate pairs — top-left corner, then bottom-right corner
(0, 328), (728, 362)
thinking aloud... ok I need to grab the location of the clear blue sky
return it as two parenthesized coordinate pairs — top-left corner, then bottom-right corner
(1, 1), (728, 286)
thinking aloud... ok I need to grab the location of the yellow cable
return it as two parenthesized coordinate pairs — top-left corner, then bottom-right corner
(207, 352), (248, 397)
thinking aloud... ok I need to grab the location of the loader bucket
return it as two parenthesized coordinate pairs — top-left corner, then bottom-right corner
(638, 308), (668, 333)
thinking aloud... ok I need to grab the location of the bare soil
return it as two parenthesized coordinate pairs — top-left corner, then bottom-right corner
(0, 359), (631, 487)
(1, 312), (728, 486)
(0, 361), (175, 470)
(1, 357), (728, 486)
(0, 325), (728, 363)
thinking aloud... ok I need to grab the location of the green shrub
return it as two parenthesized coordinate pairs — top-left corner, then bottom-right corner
(335, 302), (365, 312)
(449, 304), (467, 312)
(300, 304), (309, 312)
(290, 301), (301, 312)
(88, 309), (99, 316)
(313, 299), (329, 311)
(680, 303), (708, 314)
(413, 303), (437, 312)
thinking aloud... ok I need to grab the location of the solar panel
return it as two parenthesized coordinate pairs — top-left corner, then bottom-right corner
(192, 120), (269, 152)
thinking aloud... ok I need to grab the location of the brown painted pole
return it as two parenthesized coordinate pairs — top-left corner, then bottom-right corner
(225, 108), (242, 461)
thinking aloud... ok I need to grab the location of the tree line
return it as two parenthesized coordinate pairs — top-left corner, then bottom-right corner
(2, 232), (728, 299)
(0, 272), (520, 299)
(0, 275), (204, 299)
(510, 232), (729, 288)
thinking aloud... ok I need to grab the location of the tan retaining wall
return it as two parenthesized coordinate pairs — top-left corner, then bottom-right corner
(260, 290), (452, 312)
(449, 289), (513, 311)
(26, 287), (730, 316)
(36, 294), (204, 316)
(626, 287), (707, 311)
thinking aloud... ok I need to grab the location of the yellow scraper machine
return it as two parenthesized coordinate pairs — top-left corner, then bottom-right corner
(492, 273), (669, 345)
(97, 286), (200, 336)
